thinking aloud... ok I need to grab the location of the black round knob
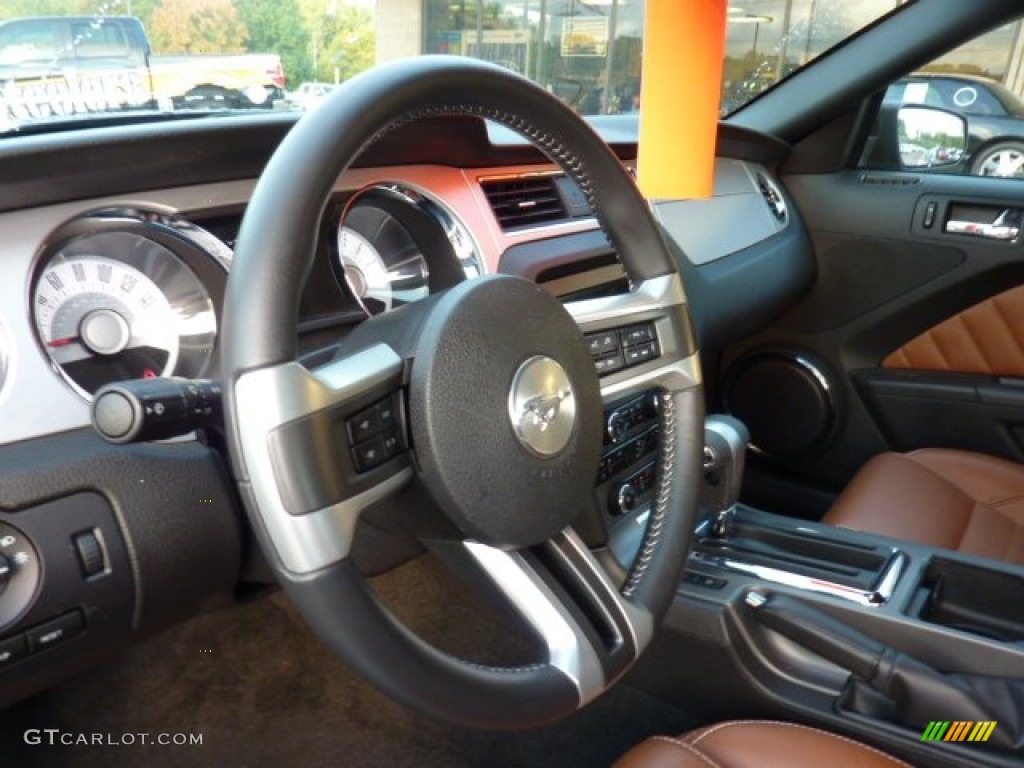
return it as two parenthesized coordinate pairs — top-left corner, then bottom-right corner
(0, 552), (10, 587)
(607, 414), (629, 443)
(616, 483), (637, 514)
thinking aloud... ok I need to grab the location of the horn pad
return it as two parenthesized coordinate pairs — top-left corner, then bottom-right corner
(409, 275), (602, 549)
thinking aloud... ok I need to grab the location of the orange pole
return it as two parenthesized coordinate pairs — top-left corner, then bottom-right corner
(636, 0), (727, 200)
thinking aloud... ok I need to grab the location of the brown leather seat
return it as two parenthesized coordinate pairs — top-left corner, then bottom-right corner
(823, 448), (1024, 564)
(615, 721), (913, 767)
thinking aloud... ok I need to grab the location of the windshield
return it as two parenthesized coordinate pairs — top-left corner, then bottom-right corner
(0, 0), (906, 133)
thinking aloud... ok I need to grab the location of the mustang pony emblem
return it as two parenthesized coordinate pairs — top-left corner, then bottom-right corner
(522, 391), (571, 432)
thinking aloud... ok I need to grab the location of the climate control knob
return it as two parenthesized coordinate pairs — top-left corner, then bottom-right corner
(0, 552), (10, 589)
(615, 483), (637, 515)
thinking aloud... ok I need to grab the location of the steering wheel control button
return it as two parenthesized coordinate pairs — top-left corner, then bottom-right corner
(585, 331), (620, 357)
(352, 428), (402, 473)
(347, 394), (402, 473)
(621, 325), (655, 346)
(346, 395), (397, 445)
(0, 522), (42, 631)
(624, 340), (659, 366)
(0, 634), (27, 668)
(508, 355), (577, 459)
(26, 611), (84, 653)
(73, 530), (106, 579)
(594, 353), (625, 375)
(588, 322), (660, 376)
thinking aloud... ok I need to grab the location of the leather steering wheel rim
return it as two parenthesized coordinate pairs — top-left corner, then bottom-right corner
(222, 56), (704, 729)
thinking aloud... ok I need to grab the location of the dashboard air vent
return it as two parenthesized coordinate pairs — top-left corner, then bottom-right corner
(755, 172), (787, 223)
(481, 176), (569, 231)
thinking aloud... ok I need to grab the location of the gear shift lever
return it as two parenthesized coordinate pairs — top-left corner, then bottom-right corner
(702, 415), (749, 538)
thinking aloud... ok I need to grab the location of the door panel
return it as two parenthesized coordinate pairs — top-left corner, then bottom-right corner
(883, 284), (1024, 376)
(722, 169), (1024, 516)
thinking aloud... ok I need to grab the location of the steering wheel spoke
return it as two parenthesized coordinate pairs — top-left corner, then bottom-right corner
(233, 344), (413, 574)
(566, 273), (701, 404)
(453, 527), (653, 706)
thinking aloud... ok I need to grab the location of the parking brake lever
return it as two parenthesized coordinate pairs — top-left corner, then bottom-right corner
(745, 591), (1024, 753)
(745, 591), (894, 684)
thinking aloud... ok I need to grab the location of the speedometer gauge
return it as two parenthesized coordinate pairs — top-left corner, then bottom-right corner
(35, 256), (179, 388)
(32, 228), (218, 399)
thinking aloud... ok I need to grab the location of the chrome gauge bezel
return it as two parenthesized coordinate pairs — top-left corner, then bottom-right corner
(337, 198), (430, 317)
(372, 183), (486, 279)
(28, 208), (231, 402)
(334, 183), (486, 317)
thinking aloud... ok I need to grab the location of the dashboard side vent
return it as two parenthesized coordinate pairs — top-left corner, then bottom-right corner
(755, 172), (787, 223)
(481, 176), (569, 231)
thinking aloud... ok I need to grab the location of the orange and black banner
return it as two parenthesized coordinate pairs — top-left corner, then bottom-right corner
(921, 721), (997, 743)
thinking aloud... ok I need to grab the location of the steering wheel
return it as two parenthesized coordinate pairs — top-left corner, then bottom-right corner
(221, 56), (703, 729)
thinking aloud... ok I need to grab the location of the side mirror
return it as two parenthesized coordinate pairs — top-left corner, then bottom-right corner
(896, 105), (967, 169)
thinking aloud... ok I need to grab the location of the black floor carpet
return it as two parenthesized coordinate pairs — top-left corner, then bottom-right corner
(0, 554), (703, 767)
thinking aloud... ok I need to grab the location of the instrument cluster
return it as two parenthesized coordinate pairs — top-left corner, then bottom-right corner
(25, 184), (484, 403)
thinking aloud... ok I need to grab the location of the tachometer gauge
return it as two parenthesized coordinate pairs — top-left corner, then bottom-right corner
(338, 205), (429, 316)
(32, 229), (217, 399)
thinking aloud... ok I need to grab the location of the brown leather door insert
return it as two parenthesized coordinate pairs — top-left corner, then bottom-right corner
(884, 284), (1024, 376)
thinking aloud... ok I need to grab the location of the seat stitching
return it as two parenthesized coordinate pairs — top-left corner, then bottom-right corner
(958, 500), (1024, 558)
(687, 720), (914, 767)
(992, 294), (1024, 365)
(919, 330), (952, 370)
(909, 453), (1024, 508)
(988, 491), (1024, 510)
(903, 455), (976, 547)
(648, 737), (725, 768)
(953, 312), (989, 372)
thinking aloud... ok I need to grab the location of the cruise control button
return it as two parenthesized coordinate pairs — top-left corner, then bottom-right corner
(594, 353), (625, 375)
(0, 634), (27, 667)
(376, 397), (397, 426)
(585, 331), (620, 356)
(624, 340), (659, 366)
(352, 429), (402, 473)
(378, 430), (401, 461)
(347, 404), (385, 444)
(27, 611), (84, 653)
(620, 324), (654, 346)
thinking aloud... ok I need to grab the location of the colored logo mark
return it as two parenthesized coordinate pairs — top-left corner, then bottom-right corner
(921, 721), (997, 743)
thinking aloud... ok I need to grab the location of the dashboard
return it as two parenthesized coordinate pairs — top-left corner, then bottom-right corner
(0, 109), (812, 708)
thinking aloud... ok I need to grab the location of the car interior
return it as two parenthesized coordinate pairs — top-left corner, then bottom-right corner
(2, 1), (1024, 766)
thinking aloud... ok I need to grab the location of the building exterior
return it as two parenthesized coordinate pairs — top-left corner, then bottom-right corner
(375, 1), (1024, 115)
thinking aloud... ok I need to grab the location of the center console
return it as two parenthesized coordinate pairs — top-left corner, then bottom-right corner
(618, 411), (1024, 768)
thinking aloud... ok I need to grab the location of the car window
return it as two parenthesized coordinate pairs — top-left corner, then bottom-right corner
(0, 1), (902, 132)
(865, 18), (1024, 178)
(0, 20), (60, 66)
(72, 21), (131, 59)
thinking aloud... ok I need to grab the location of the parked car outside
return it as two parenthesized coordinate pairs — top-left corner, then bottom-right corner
(887, 72), (1024, 177)
(287, 81), (338, 111)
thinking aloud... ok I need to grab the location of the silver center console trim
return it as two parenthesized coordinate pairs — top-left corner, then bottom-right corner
(688, 549), (908, 607)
